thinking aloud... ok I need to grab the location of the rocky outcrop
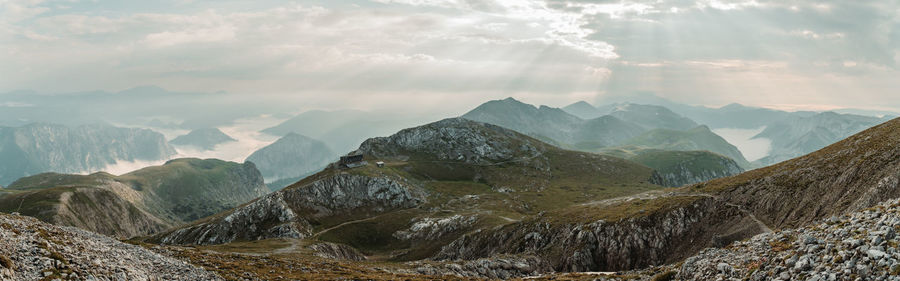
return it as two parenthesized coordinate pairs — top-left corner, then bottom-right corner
(159, 191), (308, 245)
(410, 255), (552, 279)
(434, 196), (763, 273)
(359, 118), (545, 165)
(157, 173), (426, 245)
(394, 215), (478, 241)
(309, 242), (367, 261)
(0, 123), (176, 186)
(0, 213), (221, 281)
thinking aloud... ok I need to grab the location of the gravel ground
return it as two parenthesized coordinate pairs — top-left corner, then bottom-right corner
(0, 213), (222, 281)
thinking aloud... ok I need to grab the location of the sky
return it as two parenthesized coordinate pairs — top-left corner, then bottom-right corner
(1, 0), (899, 112)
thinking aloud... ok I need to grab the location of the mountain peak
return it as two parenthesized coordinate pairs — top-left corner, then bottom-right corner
(169, 128), (236, 150)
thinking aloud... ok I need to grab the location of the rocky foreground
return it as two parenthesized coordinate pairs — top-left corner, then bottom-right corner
(544, 198), (900, 281)
(674, 198), (900, 281)
(0, 213), (220, 281)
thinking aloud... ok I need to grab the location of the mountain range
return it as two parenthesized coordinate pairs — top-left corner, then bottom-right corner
(152, 118), (664, 253)
(462, 98), (749, 175)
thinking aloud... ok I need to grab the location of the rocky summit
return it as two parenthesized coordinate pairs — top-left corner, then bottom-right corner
(0, 213), (220, 281)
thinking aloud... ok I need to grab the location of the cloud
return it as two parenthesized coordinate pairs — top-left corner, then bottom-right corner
(0, 0), (899, 113)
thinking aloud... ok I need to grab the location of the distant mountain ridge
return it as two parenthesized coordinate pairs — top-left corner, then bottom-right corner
(463, 98), (748, 168)
(0, 123), (176, 186)
(751, 111), (884, 166)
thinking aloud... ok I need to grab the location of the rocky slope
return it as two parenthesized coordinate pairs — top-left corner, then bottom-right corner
(245, 132), (335, 190)
(674, 199), (900, 281)
(0, 213), (221, 281)
(0, 158), (268, 238)
(154, 118), (664, 258)
(433, 194), (763, 273)
(431, 117), (900, 275)
(0, 123), (176, 186)
(169, 128), (236, 151)
(155, 173), (424, 245)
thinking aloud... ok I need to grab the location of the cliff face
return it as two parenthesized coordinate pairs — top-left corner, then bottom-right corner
(156, 173), (426, 245)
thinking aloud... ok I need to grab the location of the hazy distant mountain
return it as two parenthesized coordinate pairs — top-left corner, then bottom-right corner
(169, 128), (236, 151)
(0, 123), (176, 186)
(0, 86), (300, 130)
(619, 125), (750, 168)
(562, 101), (605, 119)
(245, 133), (336, 191)
(569, 115), (648, 151)
(608, 103), (699, 130)
(752, 112), (884, 166)
(464, 98), (736, 156)
(461, 98), (650, 148)
(460, 97), (586, 145)
(582, 93), (824, 129)
(261, 110), (426, 154)
(0, 158), (268, 237)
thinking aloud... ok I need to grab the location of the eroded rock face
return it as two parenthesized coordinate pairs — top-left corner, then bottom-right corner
(359, 118), (545, 165)
(434, 197), (760, 273)
(160, 191), (307, 245)
(309, 242), (367, 261)
(409, 255), (552, 279)
(281, 173), (426, 217)
(157, 173), (425, 245)
(655, 159), (743, 187)
(394, 215), (478, 241)
(0, 213), (221, 281)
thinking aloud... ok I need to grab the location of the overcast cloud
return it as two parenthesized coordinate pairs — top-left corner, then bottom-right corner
(1, 0), (898, 112)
